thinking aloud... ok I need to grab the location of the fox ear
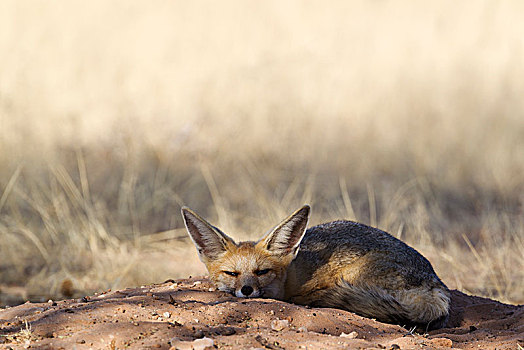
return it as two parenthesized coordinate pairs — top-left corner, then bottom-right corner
(259, 205), (310, 258)
(181, 207), (236, 263)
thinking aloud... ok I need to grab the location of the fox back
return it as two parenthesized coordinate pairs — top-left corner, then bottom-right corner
(181, 205), (450, 330)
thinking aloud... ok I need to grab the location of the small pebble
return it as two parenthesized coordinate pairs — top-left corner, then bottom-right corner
(169, 337), (214, 350)
(271, 319), (289, 331)
(340, 331), (358, 339)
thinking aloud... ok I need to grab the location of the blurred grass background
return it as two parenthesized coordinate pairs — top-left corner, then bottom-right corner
(0, 0), (523, 306)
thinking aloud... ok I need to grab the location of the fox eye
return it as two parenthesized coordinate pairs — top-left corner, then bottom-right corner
(223, 271), (239, 277)
(255, 269), (271, 276)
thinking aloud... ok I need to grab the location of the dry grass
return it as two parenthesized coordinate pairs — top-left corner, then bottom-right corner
(1, 319), (34, 345)
(0, 0), (523, 305)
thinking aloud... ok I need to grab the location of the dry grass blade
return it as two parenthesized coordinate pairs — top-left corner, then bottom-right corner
(339, 177), (356, 221)
(0, 165), (22, 213)
(367, 183), (377, 228)
(200, 162), (228, 228)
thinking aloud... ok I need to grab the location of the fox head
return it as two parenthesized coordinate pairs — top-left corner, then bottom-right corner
(181, 205), (310, 299)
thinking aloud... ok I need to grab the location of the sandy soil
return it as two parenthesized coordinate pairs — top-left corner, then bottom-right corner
(0, 277), (522, 350)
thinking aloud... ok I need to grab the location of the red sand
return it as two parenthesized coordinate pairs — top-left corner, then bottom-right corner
(1, 277), (522, 349)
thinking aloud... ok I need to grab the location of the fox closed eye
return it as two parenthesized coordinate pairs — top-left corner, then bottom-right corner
(223, 271), (239, 277)
(255, 269), (271, 276)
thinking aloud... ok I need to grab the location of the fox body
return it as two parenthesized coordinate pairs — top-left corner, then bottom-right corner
(181, 205), (450, 330)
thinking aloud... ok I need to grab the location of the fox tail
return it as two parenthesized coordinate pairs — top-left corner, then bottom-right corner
(317, 280), (449, 331)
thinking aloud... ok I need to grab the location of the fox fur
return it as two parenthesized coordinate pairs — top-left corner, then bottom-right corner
(181, 205), (450, 331)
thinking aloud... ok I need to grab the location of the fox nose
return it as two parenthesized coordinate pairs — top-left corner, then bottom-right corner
(241, 285), (254, 296)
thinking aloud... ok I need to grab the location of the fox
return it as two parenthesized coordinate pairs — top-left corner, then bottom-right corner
(181, 205), (450, 331)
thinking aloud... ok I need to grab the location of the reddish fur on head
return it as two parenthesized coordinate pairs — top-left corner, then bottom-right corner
(181, 206), (310, 299)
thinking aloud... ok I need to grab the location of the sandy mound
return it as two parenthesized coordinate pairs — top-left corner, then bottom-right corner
(0, 277), (522, 349)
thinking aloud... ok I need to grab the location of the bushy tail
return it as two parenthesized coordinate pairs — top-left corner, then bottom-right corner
(316, 280), (449, 331)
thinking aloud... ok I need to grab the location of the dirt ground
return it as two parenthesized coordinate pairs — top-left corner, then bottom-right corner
(0, 277), (522, 350)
